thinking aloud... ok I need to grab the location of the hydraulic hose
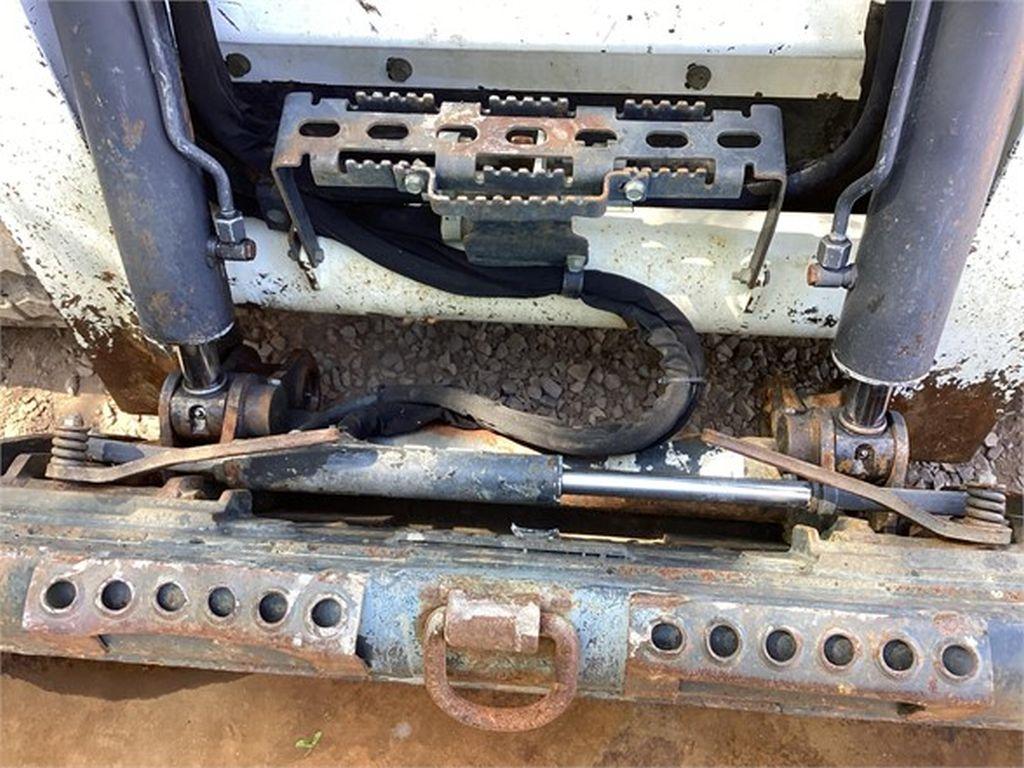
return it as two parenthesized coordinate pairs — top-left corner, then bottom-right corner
(749, 1), (911, 200)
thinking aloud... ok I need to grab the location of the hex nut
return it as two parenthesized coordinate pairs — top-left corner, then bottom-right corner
(816, 235), (852, 270)
(214, 212), (246, 244)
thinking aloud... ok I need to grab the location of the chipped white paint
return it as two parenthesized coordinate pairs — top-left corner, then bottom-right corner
(3, 3), (1022, 398)
(0, 4), (132, 348)
(697, 449), (748, 479)
(602, 453), (642, 474)
(662, 443), (693, 473)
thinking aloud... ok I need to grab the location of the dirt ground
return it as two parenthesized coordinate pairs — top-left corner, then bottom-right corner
(1, 323), (1022, 767)
(0, 654), (1019, 768)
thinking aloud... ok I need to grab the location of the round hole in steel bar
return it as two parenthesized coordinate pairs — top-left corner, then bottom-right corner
(258, 591), (289, 625)
(882, 639), (915, 672)
(650, 621), (684, 652)
(311, 598), (343, 629)
(764, 629), (798, 664)
(685, 62), (712, 90)
(385, 57), (412, 83)
(707, 623), (740, 660)
(156, 582), (187, 613)
(941, 644), (978, 679)
(224, 53), (251, 79)
(44, 579), (76, 610)
(823, 634), (856, 667)
(100, 580), (132, 612)
(207, 587), (236, 618)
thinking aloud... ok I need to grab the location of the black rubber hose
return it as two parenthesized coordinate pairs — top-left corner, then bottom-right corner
(294, 199), (704, 455)
(749, 1), (911, 200)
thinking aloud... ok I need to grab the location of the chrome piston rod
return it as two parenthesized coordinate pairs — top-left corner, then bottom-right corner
(560, 471), (812, 508)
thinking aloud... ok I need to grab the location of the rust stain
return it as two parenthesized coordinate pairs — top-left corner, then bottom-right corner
(66, 316), (173, 413)
(119, 116), (144, 151)
(893, 378), (1009, 463)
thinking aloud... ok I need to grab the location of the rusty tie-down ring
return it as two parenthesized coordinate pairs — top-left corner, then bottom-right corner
(421, 607), (580, 732)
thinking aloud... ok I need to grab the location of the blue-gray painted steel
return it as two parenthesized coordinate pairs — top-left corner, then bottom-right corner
(833, 1), (1024, 384)
(50, 1), (234, 346)
(1, 483), (1020, 729)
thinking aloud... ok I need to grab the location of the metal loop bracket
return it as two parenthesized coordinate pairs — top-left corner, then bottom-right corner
(421, 606), (580, 731)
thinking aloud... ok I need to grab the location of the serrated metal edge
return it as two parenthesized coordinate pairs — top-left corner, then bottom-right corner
(485, 95), (571, 117)
(352, 91), (437, 113)
(619, 98), (708, 121)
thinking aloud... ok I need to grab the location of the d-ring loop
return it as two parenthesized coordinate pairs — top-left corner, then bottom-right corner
(422, 607), (580, 731)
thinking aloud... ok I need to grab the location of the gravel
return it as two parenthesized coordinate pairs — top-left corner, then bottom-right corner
(236, 307), (846, 437)
(238, 307), (1022, 493)
(3, 311), (1020, 495)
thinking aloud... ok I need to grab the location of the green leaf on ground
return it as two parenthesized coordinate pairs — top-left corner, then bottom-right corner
(295, 730), (323, 755)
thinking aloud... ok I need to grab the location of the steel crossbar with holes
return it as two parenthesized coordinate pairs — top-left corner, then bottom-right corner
(272, 91), (786, 277)
(2, 479), (1021, 730)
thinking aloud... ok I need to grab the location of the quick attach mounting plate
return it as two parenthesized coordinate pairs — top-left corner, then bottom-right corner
(272, 92), (786, 285)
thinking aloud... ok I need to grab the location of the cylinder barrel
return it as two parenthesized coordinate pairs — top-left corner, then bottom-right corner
(50, 1), (234, 346)
(833, 1), (1024, 385)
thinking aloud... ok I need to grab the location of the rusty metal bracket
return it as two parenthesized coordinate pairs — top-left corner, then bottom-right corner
(21, 555), (367, 676)
(702, 430), (1011, 546)
(272, 92), (786, 276)
(422, 595), (580, 731)
(2, 483), (1021, 729)
(45, 428), (340, 484)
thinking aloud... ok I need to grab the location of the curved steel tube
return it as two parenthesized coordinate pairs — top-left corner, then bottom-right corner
(135, 1), (236, 217)
(829, 0), (932, 238)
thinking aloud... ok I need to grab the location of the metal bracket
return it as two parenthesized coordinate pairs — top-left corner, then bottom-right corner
(22, 555), (367, 677)
(272, 92), (786, 280)
(422, 592), (580, 731)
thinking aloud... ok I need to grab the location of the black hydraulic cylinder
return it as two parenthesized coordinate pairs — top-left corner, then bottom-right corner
(833, 1), (1024, 385)
(50, 1), (234, 346)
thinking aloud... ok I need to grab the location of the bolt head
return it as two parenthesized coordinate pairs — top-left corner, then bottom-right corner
(623, 178), (647, 202)
(565, 254), (587, 272)
(403, 174), (426, 195)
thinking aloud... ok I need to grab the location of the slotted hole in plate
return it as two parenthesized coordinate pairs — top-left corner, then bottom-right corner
(717, 132), (761, 148)
(437, 125), (478, 143)
(506, 127), (545, 145)
(646, 131), (688, 148)
(299, 121), (340, 137)
(367, 123), (410, 140)
(576, 129), (617, 147)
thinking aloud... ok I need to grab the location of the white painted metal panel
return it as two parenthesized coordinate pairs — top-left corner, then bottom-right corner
(227, 210), (853, 337)
(211, 0), (871, 97)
